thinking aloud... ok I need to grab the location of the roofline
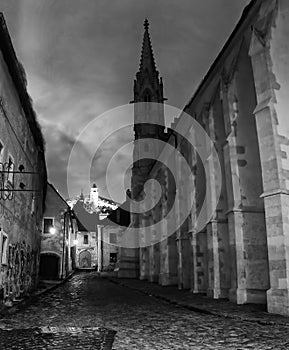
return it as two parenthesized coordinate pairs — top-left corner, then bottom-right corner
(99, 195), (120, 206)
(0, 13), (46, 155)
(47, 182), (70, 208)
(183, 0), (260, 112)
(132, 1), (262, 201)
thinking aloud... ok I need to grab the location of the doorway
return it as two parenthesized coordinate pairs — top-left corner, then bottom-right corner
(39, 253), (60, 280)
(79, 250), (91, 268)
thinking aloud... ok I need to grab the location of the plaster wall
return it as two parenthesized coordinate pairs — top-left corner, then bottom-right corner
(0, 50), (46, 304)
(41, 185), (72, 279)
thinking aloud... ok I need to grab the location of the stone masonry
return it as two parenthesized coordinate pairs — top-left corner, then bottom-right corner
(130, 0), (289, 316)
(0, 14), (47, 306)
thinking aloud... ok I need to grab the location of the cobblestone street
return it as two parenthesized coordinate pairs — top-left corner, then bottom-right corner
(0, 272), (289, 349)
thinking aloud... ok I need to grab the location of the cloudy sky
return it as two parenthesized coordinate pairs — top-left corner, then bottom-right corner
(1, 0), (249, 202)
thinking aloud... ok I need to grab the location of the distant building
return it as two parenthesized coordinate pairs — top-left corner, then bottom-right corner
(97, 225), (120, 272)
(68, 184), (118, 216)
(72, 194), (99, 269)
(89, 184), (99, 211)
(68, 184), (119, 270)
(100, 190), (137, 276)
(39, 183), (76, 280)
(0, 14), (47, 306)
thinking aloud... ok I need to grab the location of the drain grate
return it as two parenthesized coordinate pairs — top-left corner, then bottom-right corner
(0, 326), (116, 349)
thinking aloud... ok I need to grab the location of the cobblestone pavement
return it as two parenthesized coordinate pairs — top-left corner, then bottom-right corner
(107, 277), (289, 326)
(0, 272), (289, 349)
(0, 326), (115, 349)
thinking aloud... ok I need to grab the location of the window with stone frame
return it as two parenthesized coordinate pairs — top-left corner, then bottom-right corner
(144, 92), (151, 102)
(83, 234), (88, 245)
(0, 140), (4, 162)
(7, 154), (14, 185)
(110, 253), (117, 263)
(1, 233), (8, 265)
(43, 218), (54, 234)
(110, 233), (117, 244)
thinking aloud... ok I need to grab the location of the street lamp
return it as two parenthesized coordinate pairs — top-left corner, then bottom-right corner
(49, 227), (56, 235)
(61, 208), (74, 279)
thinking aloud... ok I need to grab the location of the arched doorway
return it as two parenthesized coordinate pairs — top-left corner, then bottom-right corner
(39, 253), (60, 280)
(79, 250), (91, 268)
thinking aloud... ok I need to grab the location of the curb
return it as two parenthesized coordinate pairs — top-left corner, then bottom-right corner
(0, 271), (75, 317)
(34, 271), (75, 297)
(105, 277), (288, 327)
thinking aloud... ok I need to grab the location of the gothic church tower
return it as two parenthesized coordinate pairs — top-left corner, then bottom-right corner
(131, 19), (166, 202)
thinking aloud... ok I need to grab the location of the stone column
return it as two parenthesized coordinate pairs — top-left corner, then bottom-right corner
(159, 168), (178, 286)
(139, 210), (150, 280)
(202, 103), (230, 299)
(97, 225), (103, 272)
(222, 58), (269, 305)
(148, 178), (160, 283)
(249, 0), (289, 315)
(148, 240), (160, 282)
(191, 229), (207, 293)
(191, 131), (208, 294)
(176, 141), (192, 290)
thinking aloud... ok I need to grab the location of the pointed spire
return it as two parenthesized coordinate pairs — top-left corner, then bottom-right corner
(144, 18), (149, 31)
(79, 189), (84, 201)
(139, 18), (157, 74)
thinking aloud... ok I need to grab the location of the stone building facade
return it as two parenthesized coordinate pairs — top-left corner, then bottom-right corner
(97, 225), (120, 271)
(69, 185), (119, 269)
(99, 192), (133, 275)
(0, 14), (47, 305)
(71, 193), (99, 269)
(73, 229), (98, 269)
(40, 183), (75, 280)
(131, 1), (289, 316)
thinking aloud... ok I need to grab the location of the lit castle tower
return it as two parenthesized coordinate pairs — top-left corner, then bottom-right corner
(90, 183), (99, 209)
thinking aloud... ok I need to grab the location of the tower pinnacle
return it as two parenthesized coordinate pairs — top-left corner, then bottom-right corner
(131, 20), (166, 201)
(79, 189), (84, 201)
(139, 18), (157, 75)
(144, 18), (149, 31)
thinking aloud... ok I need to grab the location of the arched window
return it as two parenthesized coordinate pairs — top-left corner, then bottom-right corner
(143, 89), (152, 102)
(144, 93), (150, 102)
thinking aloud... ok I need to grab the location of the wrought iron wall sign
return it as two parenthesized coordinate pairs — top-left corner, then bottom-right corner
(0, 161), (39, 200)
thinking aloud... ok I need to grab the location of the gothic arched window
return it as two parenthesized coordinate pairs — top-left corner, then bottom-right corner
(143, 89), (152, 102)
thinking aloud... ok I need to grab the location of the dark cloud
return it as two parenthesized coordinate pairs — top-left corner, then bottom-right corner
(41, 120), (91, 198)
(0, 0), (250, 201)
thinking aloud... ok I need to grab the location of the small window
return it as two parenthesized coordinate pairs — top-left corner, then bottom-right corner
(31, 196), (35, 215)
(144, 93), (150, 102)
(7, 155), (14, 184)
(0, 141), (4, 162)
(43, 218), (53, 234)
(110, 233), (117, 244)
(110, 253), (117, 263)
(83, 235), (88, 244)
(1, 234), (8, 265)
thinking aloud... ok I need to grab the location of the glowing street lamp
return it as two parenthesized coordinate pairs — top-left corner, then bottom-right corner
(73, 239), (78, 245)
(49, 226), (56, 235)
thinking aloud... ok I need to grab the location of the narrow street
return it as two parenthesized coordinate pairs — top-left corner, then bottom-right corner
(0, 272), (288, 350)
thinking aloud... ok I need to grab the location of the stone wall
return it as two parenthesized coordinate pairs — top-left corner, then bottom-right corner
(75, 231), (97, 269)
(132, 0), (289, 316)
(40, 184), (73, 280)
(101, 225), (120, 271)
(0, 18), (46, 305)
